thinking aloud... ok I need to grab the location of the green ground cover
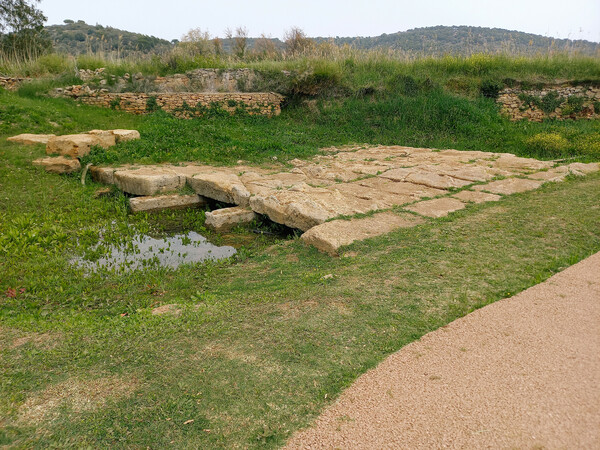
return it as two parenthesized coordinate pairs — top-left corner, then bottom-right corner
(1, 58), (600, 447)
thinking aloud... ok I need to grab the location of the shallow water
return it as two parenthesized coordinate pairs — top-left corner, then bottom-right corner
(72, 231), (236, 272)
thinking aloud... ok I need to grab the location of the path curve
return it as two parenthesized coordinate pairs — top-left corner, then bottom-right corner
(285, 252), (600, 449)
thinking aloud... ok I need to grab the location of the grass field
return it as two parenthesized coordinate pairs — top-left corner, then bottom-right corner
(1, 55), (600, 447)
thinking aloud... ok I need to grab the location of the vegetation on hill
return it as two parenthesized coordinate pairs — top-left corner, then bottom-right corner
(45, 20), (172, 57)
(319, 26), (600, 56)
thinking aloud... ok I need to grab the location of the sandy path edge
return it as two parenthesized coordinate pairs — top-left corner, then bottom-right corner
(285, 252), (600, 449)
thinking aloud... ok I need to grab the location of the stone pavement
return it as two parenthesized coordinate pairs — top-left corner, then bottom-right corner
(87, 145), (599, 254)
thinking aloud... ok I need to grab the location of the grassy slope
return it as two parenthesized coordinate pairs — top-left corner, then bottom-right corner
(1, 83), (600, 447)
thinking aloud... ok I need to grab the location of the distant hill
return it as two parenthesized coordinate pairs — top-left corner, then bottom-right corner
(45, 20), (172, 56)
(316, 26), (600, 56)
(45, 23), (599, 58)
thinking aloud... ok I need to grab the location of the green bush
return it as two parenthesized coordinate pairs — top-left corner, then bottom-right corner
(480, 79), (503, 99)
(526, 132), (568, 157)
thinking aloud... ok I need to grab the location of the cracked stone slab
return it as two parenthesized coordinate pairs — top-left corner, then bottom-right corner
(129, 194), (205, 213)
(205, 207), (257, 231)
(188, 171), (250, 206)
(7, 133), (55, 145)
(452, 190), (501, 204)
(526, 167), (569, 182)
(301, 212), (425, 256)
(567, 162), (600, 175)
(473, 178), (544, 195)
(405, 197), (467, 218)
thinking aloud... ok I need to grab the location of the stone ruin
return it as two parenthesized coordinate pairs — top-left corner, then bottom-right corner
(7, 133), (600, 255)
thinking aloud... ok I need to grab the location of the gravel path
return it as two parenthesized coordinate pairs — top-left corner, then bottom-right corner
(285, 252), (600, 449)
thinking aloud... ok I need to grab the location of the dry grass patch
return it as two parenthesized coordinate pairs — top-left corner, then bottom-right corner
(18, 376), (137, 424)
(0, 327), (62, 350)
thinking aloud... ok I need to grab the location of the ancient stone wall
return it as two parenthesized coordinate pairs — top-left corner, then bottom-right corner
(497, 84), (600, 121)
(0, 76), (29, 90)
(65, 89), (283, 117)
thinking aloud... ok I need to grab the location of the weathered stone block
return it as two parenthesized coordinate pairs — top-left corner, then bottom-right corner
(46, 134), (105, 158)
(32, 156), (81, 174)
(114, 167), (185, 195)
(301, 212), (425, 256)
(129, 194), (205, 213)
(205, 207), (257, 231)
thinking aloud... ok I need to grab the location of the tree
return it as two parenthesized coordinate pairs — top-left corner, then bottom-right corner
(0, 0), (50, 60)
(284, 27), (313, 56)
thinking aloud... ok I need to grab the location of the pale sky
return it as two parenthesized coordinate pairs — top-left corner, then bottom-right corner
(39, 0), (600, 43)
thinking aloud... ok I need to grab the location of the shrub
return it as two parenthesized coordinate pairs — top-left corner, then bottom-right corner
(539, 91), (563, 114)
(145, 96), (160, 112)
(480, 79), (503, 99)
(525, 132), (568, 157)
(566, 95), (585, 113)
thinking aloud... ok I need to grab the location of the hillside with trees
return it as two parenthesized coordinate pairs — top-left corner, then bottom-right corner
(319, 26), (599, 56)
(45, 20), (172, 57)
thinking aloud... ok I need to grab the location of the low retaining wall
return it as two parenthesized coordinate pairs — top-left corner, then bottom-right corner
(0, 76), (29, 90)
(59, 87), (284, 117)
(498, 84), (600, 121)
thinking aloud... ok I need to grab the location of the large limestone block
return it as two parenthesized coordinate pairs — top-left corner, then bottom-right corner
(110, 129), (141, 143)
(205, 207), (257, 231)
(129, 194), (205, 213)
(114, 167), (185, 195)
(46, 134), (105, 158)
(188, 172), (250, 206)
(32, 156), (81, 174)
(473, 178), (544, 195)
(87, 130), (117, 148)
(7, 133), (55, 145)
(90, 166), (117, 185)
(301, 212), (425, 256)
(405, 197), (466, 218)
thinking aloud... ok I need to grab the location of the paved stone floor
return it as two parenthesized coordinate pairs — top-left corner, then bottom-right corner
(87, 145), (599, 254)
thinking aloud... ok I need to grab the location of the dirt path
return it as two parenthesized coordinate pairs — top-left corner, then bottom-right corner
(285, 252), (600, 449)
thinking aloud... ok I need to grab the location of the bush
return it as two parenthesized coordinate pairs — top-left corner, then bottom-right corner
(480, 79), (503, 99)
(526, 132), (568, 157)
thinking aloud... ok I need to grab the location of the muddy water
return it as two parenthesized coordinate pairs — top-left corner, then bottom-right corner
(72, 231), (236, 272)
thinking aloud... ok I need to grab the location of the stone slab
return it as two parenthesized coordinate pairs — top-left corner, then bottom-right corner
(405, 197), (466, 218)
(46, 134), (106, 158)
(114, 167), (185, 196)
(205, 207), (257, 231)
(526, 167), (568, 182)
(32, 156), (81, 174)
(301, 212), (425, 256)
(129, 194), (205, 213)
(7, 133), (55, 145)
(473, 178), (544, 195)
(567, 162), (600, 175)
(111, 129), (141, 143)
(452, 190), (502, 204)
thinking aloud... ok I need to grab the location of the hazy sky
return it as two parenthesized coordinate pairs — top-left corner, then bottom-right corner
(39, 0), (600, 43)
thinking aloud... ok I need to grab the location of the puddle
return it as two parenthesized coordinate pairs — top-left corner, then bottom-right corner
(72, 231), (236, 272)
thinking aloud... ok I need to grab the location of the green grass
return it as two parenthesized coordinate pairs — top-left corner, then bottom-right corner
(2, 86), (599, 168)
(1, 90), (600, 447)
